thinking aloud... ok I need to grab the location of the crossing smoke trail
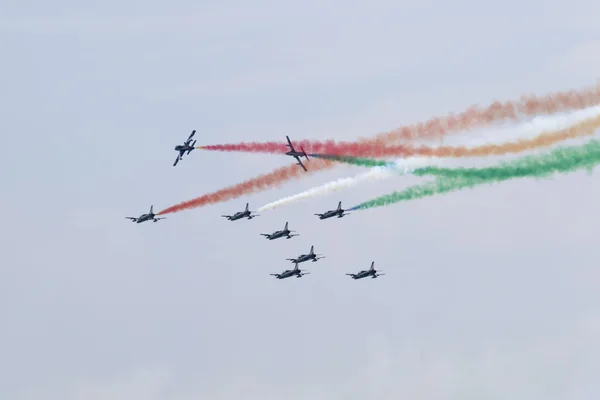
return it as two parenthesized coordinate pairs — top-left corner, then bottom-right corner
(310, 111), (600, 163)
(256, 157), (435, 212)
(198, 83), (600, 155)
(157, 159), (330, 214)
(348, 138), (600, 211)
(160, 86), (600, 215)
(256, 107), (600, 211)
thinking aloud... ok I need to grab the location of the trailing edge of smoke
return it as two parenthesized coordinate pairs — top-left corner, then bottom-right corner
(349, 138), (600, 210)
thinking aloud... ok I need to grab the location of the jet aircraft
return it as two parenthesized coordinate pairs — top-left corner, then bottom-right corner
(173, 130), (197, 166)
(286, 245), (325, 264)
(125, 205), (166, 223)
(221, 203), (259, 221)
(315, 201), (350, 219)
(260, 221), (299, 240)
(285, 135), (309, 171)
(346, 261), (385, 279)
(270, 263), (310, 279)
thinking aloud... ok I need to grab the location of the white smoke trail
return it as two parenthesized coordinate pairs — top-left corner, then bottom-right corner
(257, 105), (600, 212)
(257, 157), (435, 211)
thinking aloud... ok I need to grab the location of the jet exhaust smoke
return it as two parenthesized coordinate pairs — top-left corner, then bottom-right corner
(198, 83), (600, 155)
(349, 137), (600, 211)
(256, 107), (600, 211)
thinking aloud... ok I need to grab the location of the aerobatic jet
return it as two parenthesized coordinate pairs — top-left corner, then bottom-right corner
(260, 221), (299, 240)
(221, 203), (259, 221)
(315, 201), (349, 219)
(284, 135), (309, 171)
(125, 205), (166, 223)
(270, 263), (310, 279)
(346, 261), (385, 279)
(286, 245), (325, 264)
(173, 130), (197, 166)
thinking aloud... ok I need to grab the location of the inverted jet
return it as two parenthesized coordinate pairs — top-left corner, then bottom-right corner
(173, 130), (197, 166)
(285, 135), (309, 171)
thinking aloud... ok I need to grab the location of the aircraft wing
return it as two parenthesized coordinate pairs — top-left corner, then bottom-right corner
(187, 130), (196, 141)
(286, 135), (295, 151)
(295, 157), (307, 171)
(173, 155), (180, 166)
(125, 217), (138, 221)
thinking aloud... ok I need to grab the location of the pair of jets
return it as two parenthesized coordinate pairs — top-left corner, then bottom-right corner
(271, 261), (384, 280)
(173, 130), (310, 172)
(221, 201), (349, 223)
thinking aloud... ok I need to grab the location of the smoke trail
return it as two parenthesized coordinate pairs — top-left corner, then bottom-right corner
(256, 157), (433, 212)
(257, 107), (600, 211)
(157, 159), (331, 214)
(348, 139), (600, 211)
(309, 112), (600, 161)
(198, 83), (600, 155)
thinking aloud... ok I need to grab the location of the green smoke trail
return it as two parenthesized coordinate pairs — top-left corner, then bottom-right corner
(310, 154), (391, 168)
(349, 139), (600, 210)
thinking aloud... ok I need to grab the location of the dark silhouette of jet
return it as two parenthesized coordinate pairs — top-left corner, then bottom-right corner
(315, 201), (349, 219)
(221, 203), (259, 221)
(286, 245), (325, 264)
(270, 263), (310, 279)
(285, 135), (309, 171)
(346, 262), (385, 279)
(260, 221), (299, 240)
(173, 130), (197, 166)
(125, 205), (166, 223)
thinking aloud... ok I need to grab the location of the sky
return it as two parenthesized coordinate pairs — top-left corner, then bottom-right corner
(1, 0), (600, 398)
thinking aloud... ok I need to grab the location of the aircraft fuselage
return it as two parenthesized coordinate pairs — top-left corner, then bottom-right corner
(175, 144), (193, 151)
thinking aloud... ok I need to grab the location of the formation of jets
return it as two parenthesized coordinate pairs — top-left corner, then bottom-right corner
(126, 130), (386, 281)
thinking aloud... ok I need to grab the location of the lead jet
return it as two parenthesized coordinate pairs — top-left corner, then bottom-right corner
(260, 221), (299, 240)
(285, 135), (309, 171)
(286, 245), (325, 264)
(125, 205), (166, 224)
(270, 262), (310, 279)
(315, 201), (349, 219)
(221, 203), (259, 221)
(173, 130), (197, 166)
(346, 261), (385, 279)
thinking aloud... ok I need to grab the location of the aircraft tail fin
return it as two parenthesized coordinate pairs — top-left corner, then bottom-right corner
(245, 203), (249, 211)
(370, 261), (375, 271)
(150, 205), (154, 214)
(337, 201), (342, 210)
(284, 221), (288, 230)
(310, 245), (314, 254)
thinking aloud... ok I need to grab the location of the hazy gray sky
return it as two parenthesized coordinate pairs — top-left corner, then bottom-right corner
(1, 0), (600, 398)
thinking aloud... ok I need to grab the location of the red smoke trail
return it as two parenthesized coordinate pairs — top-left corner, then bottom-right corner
(199, 83), (600, 154)
(157, 159), (332, 214)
